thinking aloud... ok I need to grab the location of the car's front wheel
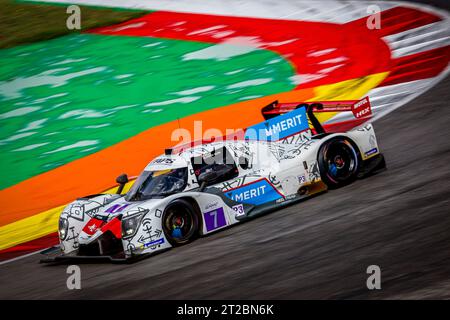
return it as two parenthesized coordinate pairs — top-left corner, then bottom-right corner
(318, 137), (360, 188)
(162, 199), (199, 246)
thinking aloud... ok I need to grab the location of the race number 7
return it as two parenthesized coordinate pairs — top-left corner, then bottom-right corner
(204, 208), (226, 232)
(210, 210), (218, 229)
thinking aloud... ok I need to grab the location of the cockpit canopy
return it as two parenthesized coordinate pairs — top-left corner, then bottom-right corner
(126, 167), (188, 201)
(126, 145), (241, 201)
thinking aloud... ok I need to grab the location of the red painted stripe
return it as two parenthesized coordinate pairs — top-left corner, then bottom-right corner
(90, 11), (391, 89)
(346, 6), (442, 37)
(100, 217), (122, 239)
(0, 233), (58, 262)
(345, 5), (448, 87)
(379, 45), (450, 87)
(323, 118), (369, 133)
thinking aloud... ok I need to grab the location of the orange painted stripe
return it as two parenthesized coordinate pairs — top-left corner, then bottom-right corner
(0, 88), (314, 227)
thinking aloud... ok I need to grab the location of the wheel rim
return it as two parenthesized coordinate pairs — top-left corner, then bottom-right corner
(323, 141), (357, 184)
(164, 206), (195, 242)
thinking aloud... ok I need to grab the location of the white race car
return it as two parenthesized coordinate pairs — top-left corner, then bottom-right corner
(43, 97), (385, 262)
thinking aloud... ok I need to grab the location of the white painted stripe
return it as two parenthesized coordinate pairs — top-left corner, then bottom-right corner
(325, 67), (449, 125)
(383, 19), (450, 59)
(391, 37), (450, 58)
(370, 66), (450, 121)
(380, 2), (450, 59)
(28, 0), (396, 22)
(384, 21), (450, 50)
(324, 79), (431, 123)
(280, 1), (396, 23)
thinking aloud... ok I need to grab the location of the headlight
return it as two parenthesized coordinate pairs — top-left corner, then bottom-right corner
(122, 214), (143, 239)
(58, 218), (69, 240)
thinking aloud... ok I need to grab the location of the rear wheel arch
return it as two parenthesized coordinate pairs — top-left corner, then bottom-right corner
(317, 135), (362, 162)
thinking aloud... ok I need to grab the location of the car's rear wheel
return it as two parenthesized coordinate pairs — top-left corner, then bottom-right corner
(318, 138), (360, 188)
(162, 199), (199, 246)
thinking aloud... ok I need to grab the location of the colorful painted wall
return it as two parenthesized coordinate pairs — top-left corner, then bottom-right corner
(0, 0), (448, 258)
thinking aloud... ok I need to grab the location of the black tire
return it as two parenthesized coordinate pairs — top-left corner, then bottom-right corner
(318, 138), (360, 188)
(162, 199), (199, 246)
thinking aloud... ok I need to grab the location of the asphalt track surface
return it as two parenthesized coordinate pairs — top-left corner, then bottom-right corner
(0, 74), (449, 299)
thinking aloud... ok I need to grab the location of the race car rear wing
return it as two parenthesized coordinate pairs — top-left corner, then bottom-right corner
(170, 97), (373, 152)
(261, 96), (372, 134)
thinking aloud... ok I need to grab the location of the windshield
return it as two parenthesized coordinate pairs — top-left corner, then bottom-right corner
(126, 167), (188, 201)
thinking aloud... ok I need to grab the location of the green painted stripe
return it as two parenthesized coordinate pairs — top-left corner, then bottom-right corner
(0, 33), (295, 189)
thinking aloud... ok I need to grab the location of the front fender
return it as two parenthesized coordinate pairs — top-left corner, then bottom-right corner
(59, 194), (120, 254)
(122, 192), (238, 257)
(121, 200), (171, 257)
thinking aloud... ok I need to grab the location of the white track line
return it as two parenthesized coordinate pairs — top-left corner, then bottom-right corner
(0, 249), (43, 266)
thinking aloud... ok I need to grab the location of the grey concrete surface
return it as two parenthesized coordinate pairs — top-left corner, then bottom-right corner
(1, 74), (449, 300)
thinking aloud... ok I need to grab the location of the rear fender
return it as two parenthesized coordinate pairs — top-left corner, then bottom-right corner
(310, 124), (380, 163)
(346, 123), (380, 160)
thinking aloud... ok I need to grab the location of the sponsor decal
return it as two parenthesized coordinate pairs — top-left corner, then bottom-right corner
(303, 161), (308, 170)
(245, 107), (309, 141)
(151, 158), (175, 165)
(225, 179), (283, 205)
(232, 204), (245, 217)
(317, 105), (352, 112)
(144, 238), (164, 248)
(298, 174), (307, 184)
(285, 194), (297, 200)
(205, 201), (219, 210)
(204, 207), (227, 232)
(82, 218), (105, 236)
(105, 203), (129, 214)
(365, 147), (378, 157)
(351, 97), (372, 119)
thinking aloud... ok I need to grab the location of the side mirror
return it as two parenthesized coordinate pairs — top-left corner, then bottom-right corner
(116, 173), (128, 195)
(197, 170), (218, 191)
